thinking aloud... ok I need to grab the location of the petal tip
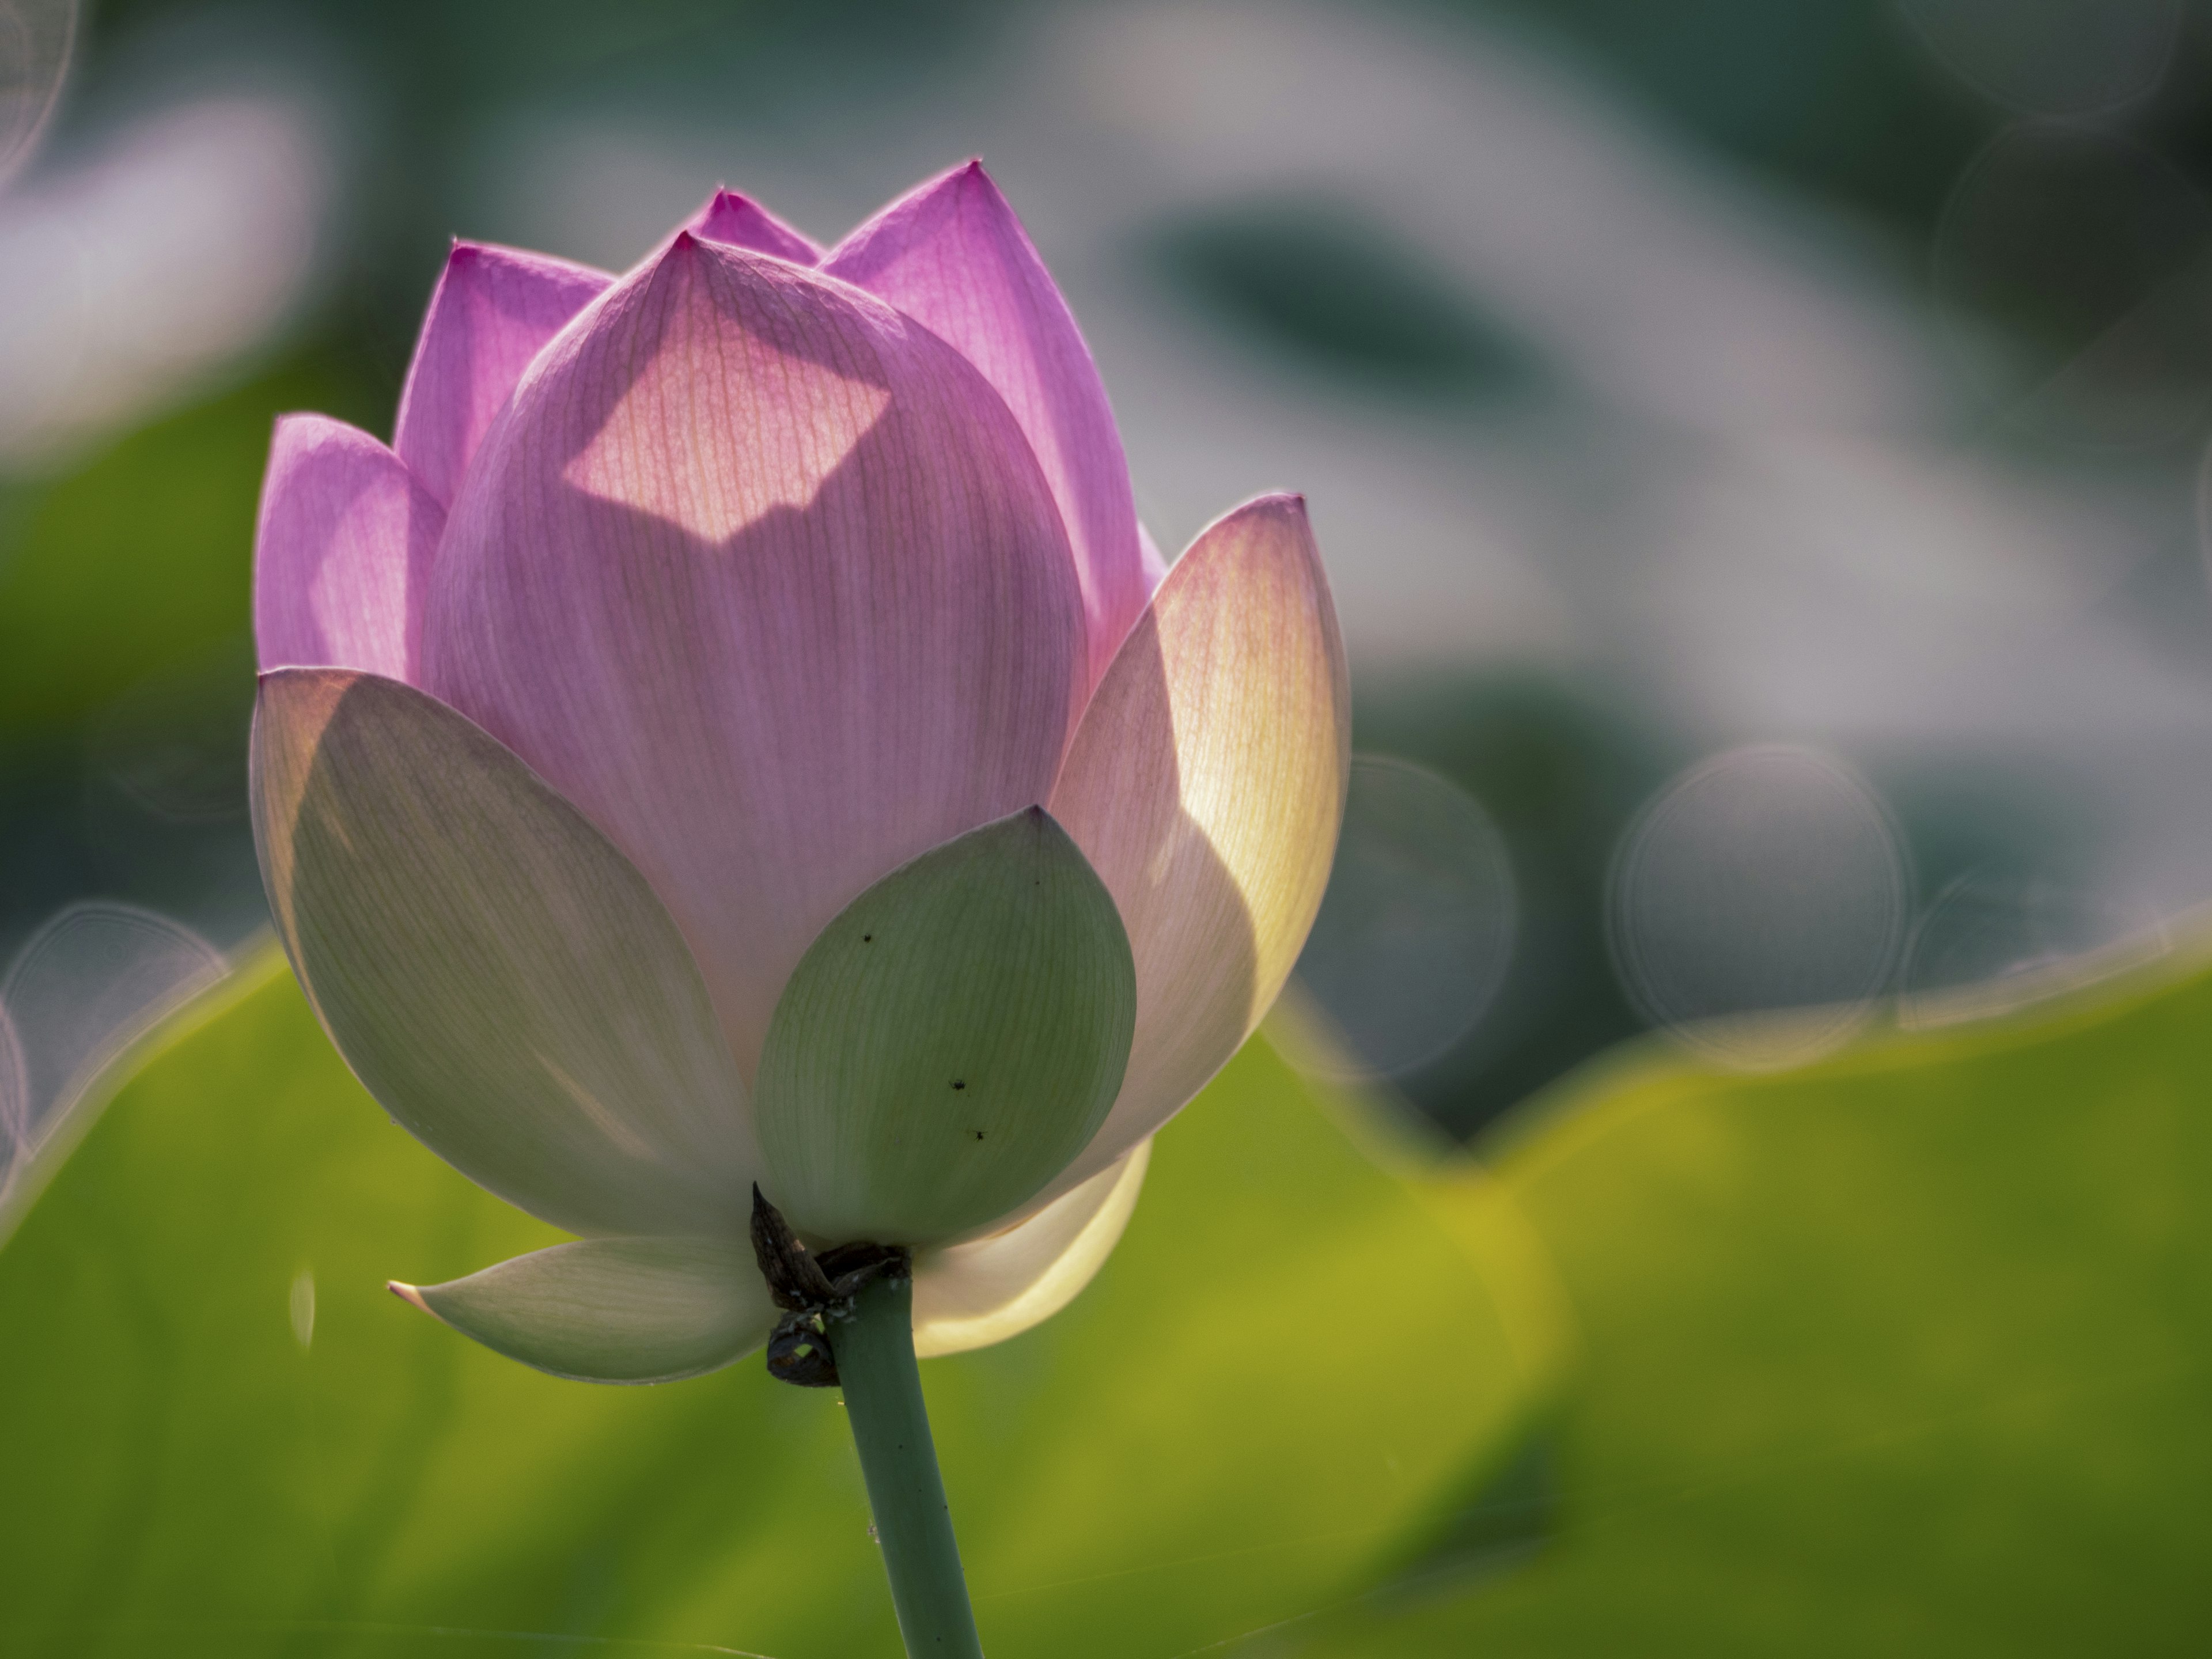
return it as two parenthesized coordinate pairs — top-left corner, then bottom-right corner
(388, 1280), (437, 1319)
(952, 157), (1004, 201)
(681, 187), (823, 264)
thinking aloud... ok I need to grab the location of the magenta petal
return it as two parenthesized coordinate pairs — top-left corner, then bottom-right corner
(253, 415), (445, 680)
(825, 162), (1147, 696)
(422, 234), (1086, 1079)
(392, 241), (614, 508)
(684, 187), (823, 265)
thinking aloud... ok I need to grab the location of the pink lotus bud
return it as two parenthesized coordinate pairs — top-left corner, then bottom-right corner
(249, 163), (1349, 1382)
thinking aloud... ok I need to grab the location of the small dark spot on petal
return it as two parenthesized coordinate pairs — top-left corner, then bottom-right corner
(951, 1079), (966, 1090)
(862, 934), (873, 943)
(974, 1130), (985, 1140)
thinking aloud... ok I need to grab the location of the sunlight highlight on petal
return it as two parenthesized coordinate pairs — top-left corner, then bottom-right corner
(1046, 495), (1349, 1194)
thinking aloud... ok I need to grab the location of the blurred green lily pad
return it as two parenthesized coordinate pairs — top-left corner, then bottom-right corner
(1299, 950), (2212, 1656)
(0, 947), (1558, 1658)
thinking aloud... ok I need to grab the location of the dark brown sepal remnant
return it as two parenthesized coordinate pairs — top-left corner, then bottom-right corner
(766, 1313), (841, 1387)
(751, 1185), (910, 1389)
(751, 1182), (838, 1311)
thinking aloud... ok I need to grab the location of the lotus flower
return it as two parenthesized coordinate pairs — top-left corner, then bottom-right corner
(249, 163), (1349, 1385)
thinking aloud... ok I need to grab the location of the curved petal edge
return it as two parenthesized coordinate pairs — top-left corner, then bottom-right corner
(685, 186), (823, 264)
(396, 1236), (775, 1384)
(254, 415), (444, 681)
(252, 668), (758, 1239)
(1045, 493), (1350, 1195)
(755, 806), (1135, 1248)
(825, 160), (1148, 697)
(393, 240), (614, 509)
(913, 1138), (1150, 1358)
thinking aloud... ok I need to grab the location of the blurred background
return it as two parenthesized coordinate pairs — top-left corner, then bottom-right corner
(6, 2), (2212, 1653)
(10, 0), (2212, 1150)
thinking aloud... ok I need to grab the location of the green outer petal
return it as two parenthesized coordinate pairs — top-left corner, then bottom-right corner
(755, 807), (1136, 1246)
(399, 1237), (775, 1384)
(252, 668), (757, 1238)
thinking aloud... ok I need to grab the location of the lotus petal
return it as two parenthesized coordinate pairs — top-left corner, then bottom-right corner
(1045, 495), (1350, 1194)
(252, 668), (757, 1238)
(825, 161), (1148, 695)
(393, 241), (613, 509)
(754, 808), (1135, 1247)
(685, 187), (822, 264)
(422, 233), (1085, 1079)
(912, 1139), (1149, 1357)
(395, 1236), (774, 1384)
(253, 415), (444, 679)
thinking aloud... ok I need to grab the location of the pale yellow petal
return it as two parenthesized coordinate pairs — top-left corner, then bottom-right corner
(911, 1139), (1150, 1357)
(1044, 494), (1349, 1195)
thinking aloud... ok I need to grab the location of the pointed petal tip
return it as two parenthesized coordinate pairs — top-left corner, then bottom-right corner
(388, 1280), (436, 1318)
(949, 157), (1003, 200)
(680, 187), (824, 264)
(646, 228), (711, 281)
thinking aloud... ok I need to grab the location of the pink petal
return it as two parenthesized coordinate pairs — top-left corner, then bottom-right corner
(684, 187), (822, 265)
(253, 415), (444, 680)
(1043, 494), (1350, 1195)
(422, 233), (1086, 1081)
(825, 161), (1147, 698)
(392, 241), (613, 508)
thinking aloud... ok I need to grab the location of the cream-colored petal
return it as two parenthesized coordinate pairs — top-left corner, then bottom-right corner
(1044, 494), (1349, 1198)
(396, 1236), (774, 1384)
(911, 1139), (1149, 1358)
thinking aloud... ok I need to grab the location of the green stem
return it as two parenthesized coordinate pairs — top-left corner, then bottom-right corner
(834, 1272), (984, 1658)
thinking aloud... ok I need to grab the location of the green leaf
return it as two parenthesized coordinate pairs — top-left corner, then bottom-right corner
(1299, 960), (2212, 1656)
(755, 806), (1137, 1246)
(0, 949), (1551, 1659)
(253, 668), (757, 1238)
(404, 1237), (776, 1385)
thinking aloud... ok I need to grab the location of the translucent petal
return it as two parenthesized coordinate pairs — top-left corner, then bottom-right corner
(396, 1236), (773, 1384)
(755, 808), (1134, 1247)
(912, 1140), (1149, 1358)
(252, 669), (757, 1238)
(1044, 495), (1350, 1196)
